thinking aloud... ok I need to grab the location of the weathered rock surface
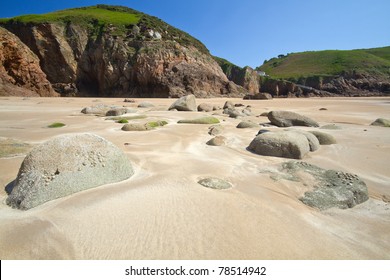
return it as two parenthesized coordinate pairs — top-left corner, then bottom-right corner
(121, 123), (153, 131)
(1, 6), (245, 97)
(208, 125), (223, 136)
(169, 94), (197, 111)
(280, 161), (369, 210)
(206, 136), (226, 146)
(197, 103), (214, 112)
(106, 107), (128, 116)
(236, 121), (259, 129)
(248, 131), (311, 159)
(6, 133), (134, 210)
(268, 111), (319, 127)
(0, 27), (57, 97)
(370, 118), (390, 127)
(198, 177), (232, 189)
(309, 131), (337, 145)
(81, 104), (116, 115)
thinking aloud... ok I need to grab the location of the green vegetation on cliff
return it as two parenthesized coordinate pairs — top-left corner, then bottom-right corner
(0, 5), (209, 54)
(258, 47), (390, 82)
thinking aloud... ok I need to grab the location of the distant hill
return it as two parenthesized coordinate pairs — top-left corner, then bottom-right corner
(255, 47), (390, 96)
(257, 47), (390, 82)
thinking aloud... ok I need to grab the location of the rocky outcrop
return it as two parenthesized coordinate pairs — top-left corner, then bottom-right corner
(0, 27), (57, 97)
(298, 73), (390, 96)
(1, 6), (245, 97)
(6, 133), (134, 210)
(280, 161), (369, 210)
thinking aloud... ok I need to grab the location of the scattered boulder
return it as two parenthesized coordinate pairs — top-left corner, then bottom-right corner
(242, 107), (252, 116)
(124, 99), (135, 103)
(213, 105), (221, 111)
(208, 125), (223, 136)
(370, 118), (390, 127)
(138, 102), (155, 108)
(121, 120), (167, 131)
(198, 177), (232, 189)
(236, 121), (259, 129)
(168, 94), (197, 111)
(178, 116), (220, 124)
(248, 131), (311, 159)
(280, 161), (369, 210)
(106, 107), (128, 116)
(6, 133), (134, 210)
(268, 111), (319, 127)
(206, 136), (226, 146)
(197, 103), (214, 112)
(319, 108), (328, 111)
(309, 131), (337, 145)
(223, 101), (234, 110)
(122, 123), (153, 131)
(81, 104), (113, 115)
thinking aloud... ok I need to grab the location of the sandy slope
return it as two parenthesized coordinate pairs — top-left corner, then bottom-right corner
(0, 96), (389, 259)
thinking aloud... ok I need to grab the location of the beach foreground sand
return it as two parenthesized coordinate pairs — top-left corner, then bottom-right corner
(0, 96), (389, 259)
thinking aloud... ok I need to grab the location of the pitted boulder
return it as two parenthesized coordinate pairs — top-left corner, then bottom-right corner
(6, 133), (134, 210)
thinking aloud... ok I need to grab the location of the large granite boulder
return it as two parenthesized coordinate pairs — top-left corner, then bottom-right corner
(6, 133), (134, 210)
(168, 94), (197, 111)
(248, 131), (311, 159)
(268, 111), (319, 127)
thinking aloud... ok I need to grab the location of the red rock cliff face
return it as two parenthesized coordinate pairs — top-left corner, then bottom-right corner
(0, 27), (57, 97)
(3, 21), (245, 97)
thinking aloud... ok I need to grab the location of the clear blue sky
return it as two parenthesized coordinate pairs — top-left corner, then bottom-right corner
(1, 0), (389, 68)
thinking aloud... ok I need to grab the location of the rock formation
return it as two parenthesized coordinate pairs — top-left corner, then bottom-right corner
(1, 5), (246, 97)
(280, 161), (369, 210)
(0, 27), (57, 97)
(6, 133), (134, 210)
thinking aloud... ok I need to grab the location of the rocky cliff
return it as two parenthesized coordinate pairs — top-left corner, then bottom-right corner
(0, 5), (245, 97)
(0, 27), (57, 97)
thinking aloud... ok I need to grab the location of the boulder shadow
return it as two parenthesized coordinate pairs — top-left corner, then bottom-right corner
(5, 179), (15, 195)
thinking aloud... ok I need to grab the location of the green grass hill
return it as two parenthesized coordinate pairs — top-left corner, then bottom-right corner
(257, 47), (390, 82)
(0, 4), (209, 54)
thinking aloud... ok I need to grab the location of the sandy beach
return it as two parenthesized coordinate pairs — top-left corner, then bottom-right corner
(0, 96), (389, 259)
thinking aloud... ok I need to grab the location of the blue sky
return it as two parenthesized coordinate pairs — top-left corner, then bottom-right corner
(1, 0), (389, 68)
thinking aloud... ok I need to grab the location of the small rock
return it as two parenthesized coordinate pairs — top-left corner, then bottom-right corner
(197, 103), (214, 112)
(198, 177), (232, 189)
(208, 125), (223, 136)
(206, 136), (226, 146)
(138, 102), (155, 108)
(236, 121), (259, 128)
